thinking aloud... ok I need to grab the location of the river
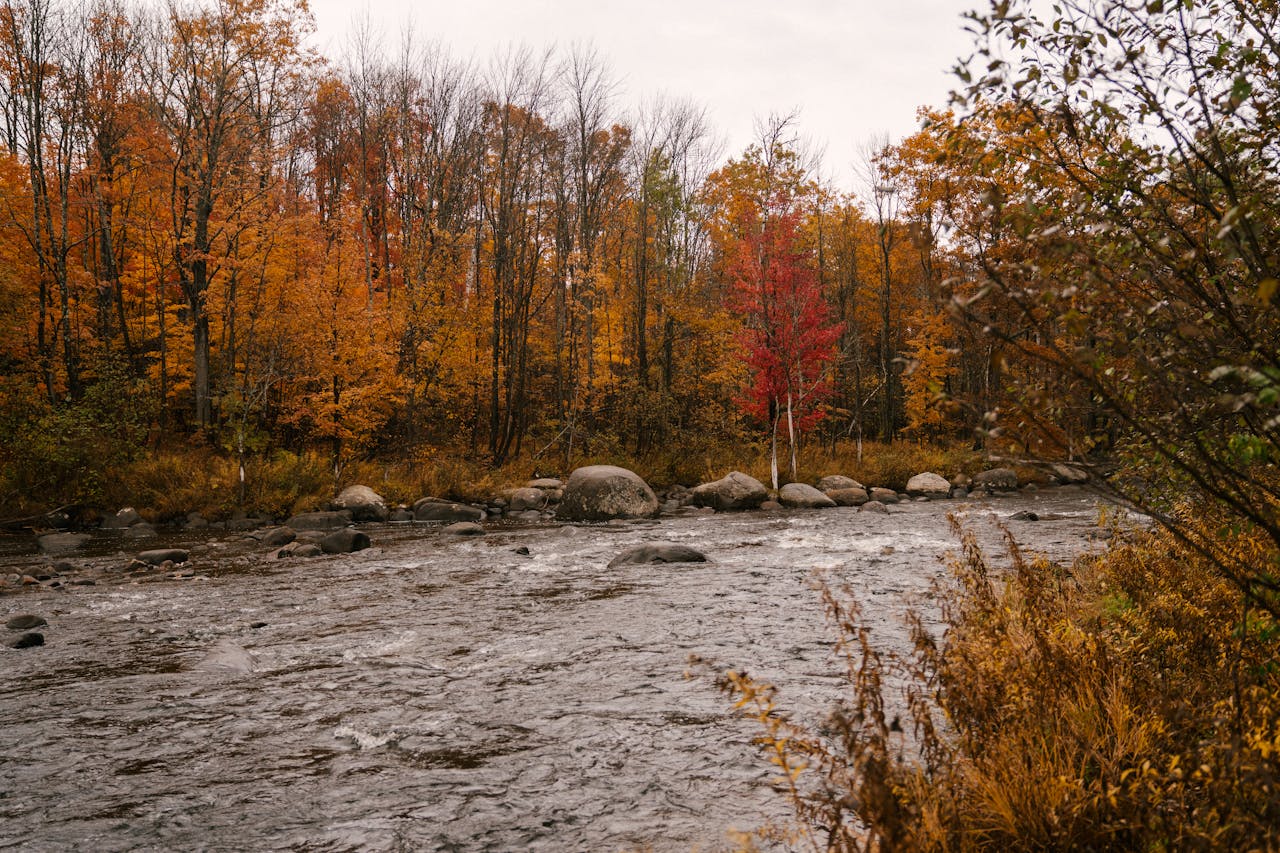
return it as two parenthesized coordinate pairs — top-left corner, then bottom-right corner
(0, 487), (1110, 851)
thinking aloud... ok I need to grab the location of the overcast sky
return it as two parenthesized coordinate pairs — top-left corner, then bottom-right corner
(304, 0), (979, 188)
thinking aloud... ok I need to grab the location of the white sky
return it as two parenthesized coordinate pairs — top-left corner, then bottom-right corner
(304, 0), (979, 189)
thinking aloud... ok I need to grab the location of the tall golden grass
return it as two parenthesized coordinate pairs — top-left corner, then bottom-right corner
(702, 509), (1280, 850)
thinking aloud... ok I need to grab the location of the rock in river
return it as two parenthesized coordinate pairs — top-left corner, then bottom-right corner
(286, 511), (354, 530)
(689, 472), (768, 512)
(331, 485), (389, 522)
(413, 500), (485, 523)
(260, 526), (297, 549)
(9, 632), (44, 649)
(277, 542), (323, 559)
(6, 614), (47, 630)
(973, 467), (1019, 492)
(607, 543), (708, 568)
(37, 533), (91, 555)
(905, 472), (951, 499)
(320, 528), (371, 554)
(817, 475), (863, 492)
(778, 483), (837, 509)
(555, 465), (659, 522)
(137, 549), (190, 566)
(443, 522), (485, 536)
(826, 488), (869, 507)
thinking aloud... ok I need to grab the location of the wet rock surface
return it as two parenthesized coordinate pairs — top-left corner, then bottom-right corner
(0, 487), (1116, 851)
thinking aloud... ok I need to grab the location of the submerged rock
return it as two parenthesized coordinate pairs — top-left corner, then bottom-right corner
(286, 511), (353, 530)
(555, 466), (659, 522)
(137, 549), (190, 566)
(607, 543), (708, 568)
(37, 533), (91, 555)
(443, 522), (485, 536)
(6, 614), (47, 630)
(9, 632), (44, 649)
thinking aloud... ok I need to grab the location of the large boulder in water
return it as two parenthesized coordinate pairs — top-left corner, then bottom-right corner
(555, 465), (659, 522)
(607, 543), (708, 568)
(778, 483), (837, 509)
(905, 472), (951, 499)
(331, 485), (388, 522)
(689, 472), (768, 511)
(413, 500), (484, 523)
(320, 528), (370, 554)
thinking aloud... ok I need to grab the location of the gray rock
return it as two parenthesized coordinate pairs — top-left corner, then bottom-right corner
(123, 522), (157, 539)
(101, 507), (143, 530)
(413, 500), (485, 523)
(555, 465), (660, 522)
(973, 467), (1019, 492)
(260, 526), (297, 548)
(952, 487), (969, 499)
(1050, 463), (1089, 484)
(9, 632), (43, 649)
(860, 500), (889, 514)
(320, 528), (370, 554)
(37, 533), (91, 555)
(905, 472), (951, 499)
(6, 614), (46, 630)
(826, 487), (869, 507)
(277, 542), (323, 559)
(286, 510), (353, 530)
(184, 512), (209, 530)
(759, 500), (782, 511)
(137, 549), (189, 566)
(528, 478), (563, 490)
(507, 487), (547, 512)
(443, 522), (485, 536)
(817, 475), (864, 492)
(331, 485), (389, 522)
(779, 483), (838, 509)
(389, 508), (414, 522)
(1010, 510), (1040, 521)
(868, 488), (899, 504)
(689, 471), (768, 511)
(607, 543), (709, 568)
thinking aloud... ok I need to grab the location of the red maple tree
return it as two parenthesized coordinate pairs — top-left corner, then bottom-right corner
(730, 201), (842, 487)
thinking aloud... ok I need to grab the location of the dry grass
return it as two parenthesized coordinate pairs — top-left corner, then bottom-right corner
(702, 507), (1280, 850)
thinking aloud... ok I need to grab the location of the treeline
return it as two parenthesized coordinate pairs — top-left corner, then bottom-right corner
(0, 0), (1027, 507)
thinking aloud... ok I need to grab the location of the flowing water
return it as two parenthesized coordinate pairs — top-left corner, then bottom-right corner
(0, 487), (1112, 851)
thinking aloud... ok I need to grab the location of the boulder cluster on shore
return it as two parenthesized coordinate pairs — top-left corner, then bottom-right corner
(1, 462), (1092, 612)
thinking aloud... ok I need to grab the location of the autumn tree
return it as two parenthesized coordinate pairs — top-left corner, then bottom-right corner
(732, 200), (840, 487)
(957, 0), (1280, 610)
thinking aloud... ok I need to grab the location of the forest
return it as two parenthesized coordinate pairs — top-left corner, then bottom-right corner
(0, 0), (1099, 516)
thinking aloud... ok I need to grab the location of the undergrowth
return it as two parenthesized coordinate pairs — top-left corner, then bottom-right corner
(699, 510), (1280, 850)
